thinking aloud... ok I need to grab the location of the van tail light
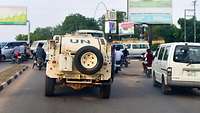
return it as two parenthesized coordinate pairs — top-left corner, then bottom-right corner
(167, 67), (172, 76)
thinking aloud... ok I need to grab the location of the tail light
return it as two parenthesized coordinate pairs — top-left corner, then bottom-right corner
(167, 67), (172, 76)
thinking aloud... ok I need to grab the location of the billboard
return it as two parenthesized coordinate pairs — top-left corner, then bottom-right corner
(105, 21), (117, 34)
(105, 10), (117, 21)
(119, 22), (134, 35)
(0, 6), (27, 25)
(128, 0), (172, 24)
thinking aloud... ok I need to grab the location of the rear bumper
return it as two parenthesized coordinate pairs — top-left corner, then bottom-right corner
(167, 76), (200, 88)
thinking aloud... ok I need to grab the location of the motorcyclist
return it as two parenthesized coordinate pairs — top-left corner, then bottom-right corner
(115, 46), (123, 71)
(122, 48), (129, 64)
(143, 49), (153, 71)
(35, 43), (46, 61)
(12, 46), (21, 63)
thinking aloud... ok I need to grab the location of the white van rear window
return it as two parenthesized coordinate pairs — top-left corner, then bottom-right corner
(174, 45), (200, 63)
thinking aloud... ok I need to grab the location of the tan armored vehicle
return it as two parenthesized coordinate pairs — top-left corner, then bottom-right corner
(46, 33), (113, 98)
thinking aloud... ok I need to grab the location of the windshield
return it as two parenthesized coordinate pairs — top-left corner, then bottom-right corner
(174, 45), (200, 63)
(0, 42), (6, 48)
(79, 32), (103, 37)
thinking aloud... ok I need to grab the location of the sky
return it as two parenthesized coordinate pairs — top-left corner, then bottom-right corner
(0, 0), (199, 41)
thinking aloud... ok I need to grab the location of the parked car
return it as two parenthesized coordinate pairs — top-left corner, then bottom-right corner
(1, 41), (28, 60)
(152, 42), (200, 94)
(126, 42), (149, 58)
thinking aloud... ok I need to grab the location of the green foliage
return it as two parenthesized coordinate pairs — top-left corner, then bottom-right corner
(16, 13), (100, 41)
(61, 14), (99, 34)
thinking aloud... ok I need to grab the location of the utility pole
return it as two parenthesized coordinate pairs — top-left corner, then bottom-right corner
(27, 20), (30, 45)
(193, 0), (197, 42)
(127, 0), (129, 21)
(184, 9), (187, 42)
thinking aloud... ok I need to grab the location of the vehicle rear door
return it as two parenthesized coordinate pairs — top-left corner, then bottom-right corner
(172, 45), (200, 82)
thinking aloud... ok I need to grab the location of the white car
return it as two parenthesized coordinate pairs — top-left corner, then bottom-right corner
(126, 42), (149, 58)
(152, 42), (200, 94)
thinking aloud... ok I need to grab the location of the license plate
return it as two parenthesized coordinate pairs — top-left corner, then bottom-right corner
(18, 56), (21, 58)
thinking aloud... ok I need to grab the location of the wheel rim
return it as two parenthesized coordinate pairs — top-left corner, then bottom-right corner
(81, 52), (98, 69)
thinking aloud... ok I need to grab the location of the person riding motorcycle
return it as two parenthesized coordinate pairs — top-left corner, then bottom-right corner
(122, 48), (129, 65)
(115, 46), (123, 71)
(33, 43), (46, 69)
(12, 46), (21, 63)
(35, 43), (46, 61)
(142, 49), (153, 71)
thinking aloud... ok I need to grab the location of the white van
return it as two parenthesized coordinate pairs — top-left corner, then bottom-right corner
(152, 43), (200, 94)
(126, 42), (149, 58)
(30, 40), (48, 53)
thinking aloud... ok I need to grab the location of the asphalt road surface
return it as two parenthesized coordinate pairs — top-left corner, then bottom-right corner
(0, 61), (200, 113)
(0, 62), (13, 72)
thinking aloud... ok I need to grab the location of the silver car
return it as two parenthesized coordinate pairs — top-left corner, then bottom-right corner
(1, 41), (28, 60)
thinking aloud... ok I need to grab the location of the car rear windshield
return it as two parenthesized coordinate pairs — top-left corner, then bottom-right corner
(174, 45), (200, 63)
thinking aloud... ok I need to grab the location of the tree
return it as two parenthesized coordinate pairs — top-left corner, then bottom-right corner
(178, 17), (200, 42)
(61, 14), (99, 34)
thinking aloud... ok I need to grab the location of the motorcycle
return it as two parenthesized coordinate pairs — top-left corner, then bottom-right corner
(143, 61), (152, 78)
(115, 61), (121, 74)
(12, 53), (22, 64)
(121, 56), (129, 68)
(33, 57), (45, 70)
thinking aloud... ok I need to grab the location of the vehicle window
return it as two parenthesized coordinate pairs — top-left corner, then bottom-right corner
(116, 45), (124, 50)
(158, 47), (165, 60)
(126, 44), (131, 49)
(91, 33), (103, 37)
(31, 42), (38, 47)
(140, 44), (148, 49)
(132, 44), (140, 49)
(154, 47), (160, 58)
(174, 45), (200, 63)
(163, 46), (170, 61)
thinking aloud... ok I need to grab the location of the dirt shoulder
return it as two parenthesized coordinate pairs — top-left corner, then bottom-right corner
(0, 65), (25, 84)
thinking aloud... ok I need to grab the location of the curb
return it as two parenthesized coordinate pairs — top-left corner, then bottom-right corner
(0, 65), (29, 92)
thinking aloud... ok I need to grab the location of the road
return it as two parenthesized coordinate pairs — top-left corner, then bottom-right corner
(0, 61), (200, 113)
(0, 62), (13, 72)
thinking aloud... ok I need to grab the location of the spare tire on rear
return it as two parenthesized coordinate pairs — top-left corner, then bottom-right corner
(74, 46), (103, 75)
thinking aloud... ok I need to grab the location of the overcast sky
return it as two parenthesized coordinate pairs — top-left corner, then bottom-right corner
(0, 0), (199, 41)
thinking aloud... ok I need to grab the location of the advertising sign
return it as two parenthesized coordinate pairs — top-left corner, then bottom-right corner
(105, 21), (117, 34)
(128, 0), (172, 24)
(0, 6), (27, 25)
(105, 10), (117, 21)
(119, 22), (134, 35)
(129, 0), (172, 8)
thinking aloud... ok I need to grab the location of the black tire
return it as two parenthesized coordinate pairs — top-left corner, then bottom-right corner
(38, 66), (42, 70)
(153, 73), (159, 87)
(45, 76), (56, 96)
(74, 46), (103, 75)
(161, 78), (171, 95)
(115, 67), (119, 74)
(1, 55), (6, 61)
(125, 63), (128, 67)
(100, 85), (111, 99)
